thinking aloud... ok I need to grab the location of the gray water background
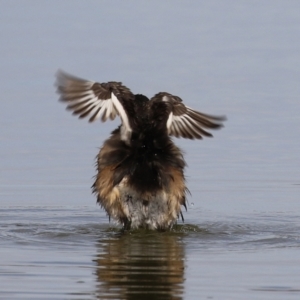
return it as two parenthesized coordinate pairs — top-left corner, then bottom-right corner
(0, 1), (300, 299)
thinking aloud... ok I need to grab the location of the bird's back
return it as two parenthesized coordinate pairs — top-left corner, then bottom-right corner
(93, 111), (187, 229)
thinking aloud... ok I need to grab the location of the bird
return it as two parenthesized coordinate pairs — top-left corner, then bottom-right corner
(55, 70), (226, 230)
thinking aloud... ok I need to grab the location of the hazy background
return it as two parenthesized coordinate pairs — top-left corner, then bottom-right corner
(1, 1), (299, 205)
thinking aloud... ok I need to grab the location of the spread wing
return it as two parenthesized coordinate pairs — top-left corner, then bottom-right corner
(150, 92), (226, 139)
(55, 70), (135, 142)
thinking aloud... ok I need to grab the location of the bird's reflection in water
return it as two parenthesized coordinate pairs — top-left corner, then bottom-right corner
(94, 230), (185, 299)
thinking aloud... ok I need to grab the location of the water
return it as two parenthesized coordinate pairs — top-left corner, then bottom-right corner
(1, 182), (299, 299)
(1, 1), (300, 299)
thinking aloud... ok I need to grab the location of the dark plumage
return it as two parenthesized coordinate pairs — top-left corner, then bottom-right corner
(56, 70), (226, 230)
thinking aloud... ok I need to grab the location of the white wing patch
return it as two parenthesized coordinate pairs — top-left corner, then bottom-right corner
(61, 85), (121, 123)
(65, 90), (132, 141)
(162, 95), (169, 102)
(166, 109), (222, 139)
(157, 92), (225, 139)
(111, 93), (132, 143)
(57, 71), (135, 144)
(166, 111), (173, 133)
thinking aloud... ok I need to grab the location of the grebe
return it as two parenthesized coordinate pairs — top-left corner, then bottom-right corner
(56, 70), (225, 230)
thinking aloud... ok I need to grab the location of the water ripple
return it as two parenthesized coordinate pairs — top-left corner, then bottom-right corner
(1, 206), (300, 251)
